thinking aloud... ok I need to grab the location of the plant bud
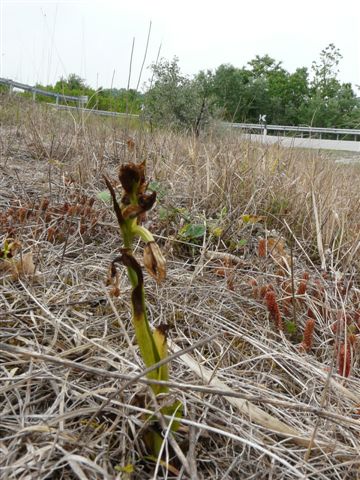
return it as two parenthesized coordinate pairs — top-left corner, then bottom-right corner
(143, 242), (166, 283)
(119, 162), (145, 194)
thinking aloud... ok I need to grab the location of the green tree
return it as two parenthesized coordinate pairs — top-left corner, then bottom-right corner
(248, 56), (287, 123)
(311, 43), (342, 98)
(55, 73), (88, 92)
(248, 54), (283, 78)
(284, 68), (310, 124)
(210, 47), (359, 128)
(193, 69), (216, 135)
(96, 88), (143, 113)
(50, 73), (95, 106)
(302, 44), (360, 127)
(144, 58), (213, 133)
(211, 56), (309, 125)
(212, 64), (252, 122)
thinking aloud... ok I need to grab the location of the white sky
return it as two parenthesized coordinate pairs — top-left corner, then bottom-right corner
(1, 0), (359, 91)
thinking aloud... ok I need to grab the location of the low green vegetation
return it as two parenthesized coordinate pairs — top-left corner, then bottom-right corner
(30, 73), (143, 114)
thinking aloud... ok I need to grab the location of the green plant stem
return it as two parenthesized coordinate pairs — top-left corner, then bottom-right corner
(120, 219), (162, 390)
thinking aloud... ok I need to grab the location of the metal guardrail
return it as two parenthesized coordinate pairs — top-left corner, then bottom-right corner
(0, 77), (139, 117)
(0, 77), (88, 105)
(48, 103), (140, 118)
(228, 122), (360, 140)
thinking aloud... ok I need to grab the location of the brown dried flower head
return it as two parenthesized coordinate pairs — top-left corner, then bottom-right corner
(119, 161), (146, 194)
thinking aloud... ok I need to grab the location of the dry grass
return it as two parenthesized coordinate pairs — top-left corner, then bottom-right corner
(1, 96), (360, 479)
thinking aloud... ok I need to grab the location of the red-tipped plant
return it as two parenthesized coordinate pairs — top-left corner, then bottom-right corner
(258, 238), (267, 257)
(300, 318), (316, 352)
(297, 276), (308, 296)
(265, 290), (283, 331)
(338, 342), (352, 378)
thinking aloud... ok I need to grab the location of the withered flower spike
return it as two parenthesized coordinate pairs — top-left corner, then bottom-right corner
(144, 242), (166, 283)
(119, 163), (146, 194)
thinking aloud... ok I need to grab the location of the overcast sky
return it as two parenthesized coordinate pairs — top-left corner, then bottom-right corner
(1, 0), (359, 91)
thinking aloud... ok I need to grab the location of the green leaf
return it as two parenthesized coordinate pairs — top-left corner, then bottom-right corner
(96, 190), (111, 203)
(148, 180), (166, 200)
(285, 321), (297, 335)
(218, 206), (228, 219)
(211, 227), (223, 238)
(115, 464), (134, 473)
(177, 207), (191, 222)
(237, 239), (247, 247)
(242, 214), (265, 224)
(179, 223), (206, 240)
(161, 400), (183, 433)
(159, 206), (172, 221)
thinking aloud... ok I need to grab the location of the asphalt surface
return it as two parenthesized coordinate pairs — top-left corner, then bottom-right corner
(246, 133), (360, 153)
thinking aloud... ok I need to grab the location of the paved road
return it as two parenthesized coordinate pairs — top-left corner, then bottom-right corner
(245, 134), (360, 153)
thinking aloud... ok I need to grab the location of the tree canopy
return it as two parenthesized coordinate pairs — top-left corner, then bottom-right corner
(30, 44), (360, 130)
(144, 45), (359, 129)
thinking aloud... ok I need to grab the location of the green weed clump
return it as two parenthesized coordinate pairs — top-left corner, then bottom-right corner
(104, 161), (182, 456)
